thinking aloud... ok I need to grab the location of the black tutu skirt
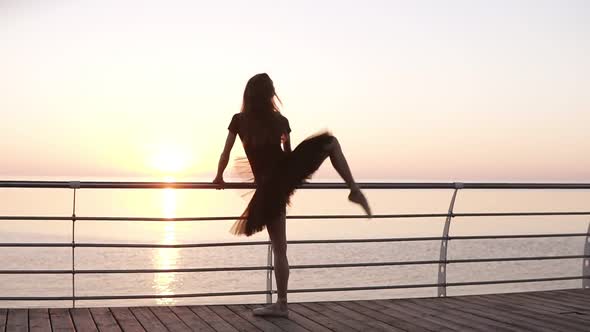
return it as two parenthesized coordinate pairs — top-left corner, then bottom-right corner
(230, 132), (335, 236)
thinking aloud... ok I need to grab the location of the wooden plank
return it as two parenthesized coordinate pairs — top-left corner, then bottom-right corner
(29, 309), (51, 332)
(323, 302), (403, 332)
(354, 300), (449, 331)
(511, 294), (575, 313)
(546, 291), (590, 307)
(387, 299), (474, 330)
(245, 304), (329, 332)
(149, 307), (191, 332)
(110, 307), (145, 332)
(447, 296), (557, 332)
(189, 306), (238, 332)
(547, 289), (583, 301)
(545, 289), (587, 298)
(502, 293), (569, 312)
(460, 295), (585, 332)
(446, 296), (542, 331)
(504, 293), (581, 314)
(168, 306), (214, 332)
(128, 307), (167, 332)
(402, 297), (513, 332)
(376, 299), (472, 331)
(559, 311), (590, 323)
(225, 305), (284, 332)
(71, 308), (99, 332)
(89, 308), (122, 332)
(289, 303), (356, 332)
(207, 306), (258, 332)
(2, 290), (589, 332)
(0, 309), (7, 332)
(340, 301), (431, 332)
(416, 297), (534, 332)
(556, 291), (590, 311)
(495, 293), (590, 326)
(301, 302), (369, 331)
(6, 309), (28, 332)
(545, 291), (590, 318)
(50, 308), (75, 332)
(520, 292), (589, 311)
(486, 293), (590, 330)
(561, 289), (590, 300)
(407, 297), (520, 332)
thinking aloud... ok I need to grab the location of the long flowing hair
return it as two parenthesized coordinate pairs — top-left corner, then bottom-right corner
(241, 73), (282, 115)
(240, 73), (283, 145)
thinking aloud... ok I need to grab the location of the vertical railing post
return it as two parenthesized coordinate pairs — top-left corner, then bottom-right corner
(583, 223), (589, 289)
(69, 181), (80, 308)
(266, 243), (273, 303)
(438, 182), (462, 297)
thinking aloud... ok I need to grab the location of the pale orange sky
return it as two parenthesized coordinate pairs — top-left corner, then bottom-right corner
(1, 0), (589, 181)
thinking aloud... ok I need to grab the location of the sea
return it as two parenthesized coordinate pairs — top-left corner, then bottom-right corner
(0, 180), (589, 308)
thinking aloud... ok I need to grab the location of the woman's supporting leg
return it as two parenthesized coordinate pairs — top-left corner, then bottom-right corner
(253, 211), (289, 316)
(326, 136), (372, 216)
(267, 211), (289, 307)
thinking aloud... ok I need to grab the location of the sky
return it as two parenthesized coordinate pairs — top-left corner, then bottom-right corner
(1, 0), (589, 182)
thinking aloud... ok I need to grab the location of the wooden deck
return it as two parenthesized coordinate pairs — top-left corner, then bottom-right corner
(1, 289), (589, 331)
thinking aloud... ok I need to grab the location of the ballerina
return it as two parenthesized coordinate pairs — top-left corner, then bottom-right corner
(213, 73), (371, 317)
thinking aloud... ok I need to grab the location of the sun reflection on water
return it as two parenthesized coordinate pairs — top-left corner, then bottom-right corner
(163, 188), (177, 220)
(155, 188), (180, 305)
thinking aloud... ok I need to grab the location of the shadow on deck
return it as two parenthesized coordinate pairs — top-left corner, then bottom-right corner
(2, 289), (589, 331)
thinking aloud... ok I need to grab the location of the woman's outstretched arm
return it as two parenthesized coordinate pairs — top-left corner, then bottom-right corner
(213, 131), (237, 184)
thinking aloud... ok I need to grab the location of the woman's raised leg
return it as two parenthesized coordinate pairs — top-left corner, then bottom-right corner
(326, 136), (372, 216)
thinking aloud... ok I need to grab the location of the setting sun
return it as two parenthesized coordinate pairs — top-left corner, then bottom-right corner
(149, 146), (189, 175)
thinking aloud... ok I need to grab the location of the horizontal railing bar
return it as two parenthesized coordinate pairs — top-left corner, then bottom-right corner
(0, 270), (73, 274)
(2, 211), (590, 222)
(0, 243), (73, 247)
(449, 255), (590, 264)
(454, 212), (590, 217)
(1, 233), (587, 248)
(446, 276), (589, 287)
(2, 180), (590, 189)
(76, 241), (270, 248)
(0, 214), (445, 221)
(1, 263), (436, 275)
(73, 239), (441, 248)
(285, 276), (589, 294)
(0, 290), (271, 301)
(2, 255), (588, 274)
(3, 276), (587, 301)
(450, 233), (590, 240)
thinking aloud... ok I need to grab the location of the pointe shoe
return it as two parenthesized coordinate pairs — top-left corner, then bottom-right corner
(349, 189), (372, 218)
(252, 303), (289, 318)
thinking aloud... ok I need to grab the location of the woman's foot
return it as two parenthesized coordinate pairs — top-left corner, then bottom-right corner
(349, 189), (372, 217)
(252, 302), (289, 317)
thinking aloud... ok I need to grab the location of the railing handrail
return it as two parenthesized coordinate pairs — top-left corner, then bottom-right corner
(1, 211), (590, 222)
(2, 255), (590, 274)
(0, 233), (588, 248)
(1, 276), (589, 302)
(1, 181), (589, 306)
(1, 180), (590, 189)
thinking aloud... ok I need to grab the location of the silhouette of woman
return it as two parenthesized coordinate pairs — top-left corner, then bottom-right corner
(213, 73), (371, 317)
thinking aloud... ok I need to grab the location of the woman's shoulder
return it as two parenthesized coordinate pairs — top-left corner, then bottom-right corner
(230, 112), (244, 125)
(275, 112), (289, 123)
(275, 112), (291, 133)
(228, 113), (242, 134)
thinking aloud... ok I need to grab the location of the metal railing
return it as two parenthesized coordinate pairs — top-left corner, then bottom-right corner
(0, 180), (589, 308)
